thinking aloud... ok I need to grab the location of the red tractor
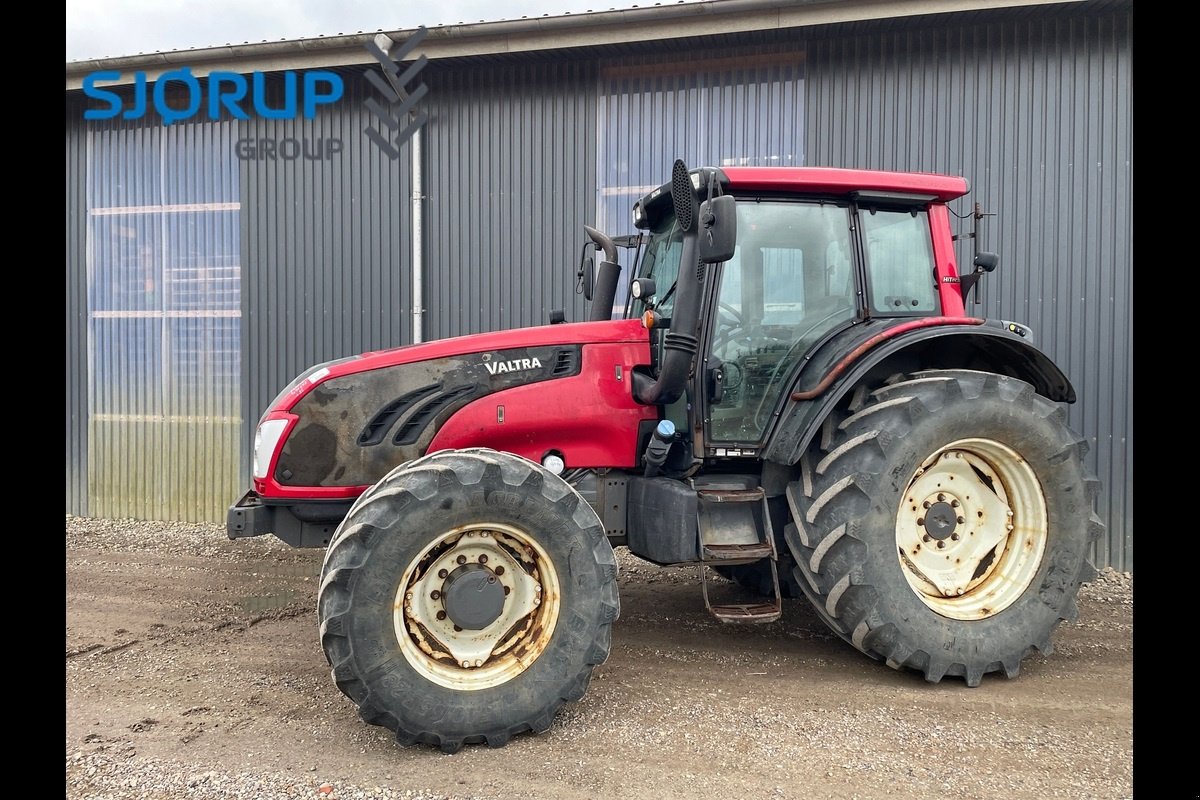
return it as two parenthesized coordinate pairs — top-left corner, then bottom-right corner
(228, 160), (1101, 752)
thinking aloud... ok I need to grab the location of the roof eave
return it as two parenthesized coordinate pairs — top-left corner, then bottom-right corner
(65, 0), (1090, 90)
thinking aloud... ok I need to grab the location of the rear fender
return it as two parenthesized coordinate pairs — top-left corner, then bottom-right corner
(762, 320), (1075, 467)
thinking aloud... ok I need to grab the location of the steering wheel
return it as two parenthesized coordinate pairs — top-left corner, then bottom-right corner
(711, 302), (746, 355)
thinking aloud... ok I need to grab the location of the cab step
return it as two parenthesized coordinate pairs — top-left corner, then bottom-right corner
(700, 558), (782, 624)
(701, 542), (772, 561)
(696, 483), (781, 623)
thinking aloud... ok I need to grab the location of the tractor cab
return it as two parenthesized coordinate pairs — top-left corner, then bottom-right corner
(617, 163), (955, 468)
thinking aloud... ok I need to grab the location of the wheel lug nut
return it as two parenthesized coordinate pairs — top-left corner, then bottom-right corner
(951, 533), (959, 541)
(494, 566), (505, 575)
(923, 501), (931, 509)
(922, 534), (931, 543)
(430, 590), (441, 600)
(453, 625), (462, 632)
(956, 516), (965, 524)
(936, 541), (946, 549)
(436, 610), (446, 620)
(503, 585), (511, 595)
(456, 555), (467, 565)
(950, 500), (959, 508)
(917, 517), (925, 526)
(479, 554), (488, 564)
(937, 493), (946, 502)
(438, 569), (448, 579)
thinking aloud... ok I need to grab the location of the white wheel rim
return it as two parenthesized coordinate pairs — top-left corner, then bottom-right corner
(895, 438), (1047, 620)
(393, 522), (561, 691)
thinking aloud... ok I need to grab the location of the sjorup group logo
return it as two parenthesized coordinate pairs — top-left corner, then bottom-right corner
(79, 27), (429, 161)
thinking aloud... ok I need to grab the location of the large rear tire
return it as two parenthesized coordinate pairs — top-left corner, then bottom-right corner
(317, 448), (619, 752)
(784, 369), (1102, 686)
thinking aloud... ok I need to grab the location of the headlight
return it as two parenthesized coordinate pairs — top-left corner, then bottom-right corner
(253, 418), (290, 480)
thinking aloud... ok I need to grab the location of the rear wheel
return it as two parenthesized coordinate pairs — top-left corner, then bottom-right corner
(318, 448), (619, 752)
(784, 369), (1102, 686)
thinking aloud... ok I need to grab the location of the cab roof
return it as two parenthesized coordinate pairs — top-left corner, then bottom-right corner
(721, 166), (969, 202)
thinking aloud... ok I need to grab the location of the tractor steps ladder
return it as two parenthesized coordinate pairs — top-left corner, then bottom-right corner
(695, 484), (782, 624)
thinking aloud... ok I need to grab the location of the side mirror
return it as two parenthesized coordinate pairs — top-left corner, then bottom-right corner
(578, 255), (595, 301)
(698, 195), (737, 264)
(974, 251), (1000, 273)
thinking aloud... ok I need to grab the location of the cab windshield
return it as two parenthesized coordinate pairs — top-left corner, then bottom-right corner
(628, 212), (684, 320)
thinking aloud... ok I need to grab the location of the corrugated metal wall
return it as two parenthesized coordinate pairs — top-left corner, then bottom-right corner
(424, 62), (598, 340)
(67, 96), (89, 517)
(804, 7), (1133, 569)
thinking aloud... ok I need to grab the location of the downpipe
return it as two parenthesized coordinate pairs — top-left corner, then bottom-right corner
(411, 127), (425, 343)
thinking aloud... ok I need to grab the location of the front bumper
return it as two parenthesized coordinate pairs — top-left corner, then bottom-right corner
(226, 490), (353, 548)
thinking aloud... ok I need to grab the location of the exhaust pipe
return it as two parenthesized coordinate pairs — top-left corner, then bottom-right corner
(585, 225), (621, 322)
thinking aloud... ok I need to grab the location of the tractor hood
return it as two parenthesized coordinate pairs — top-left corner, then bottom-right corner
(256, 318), (649, 496)
(269, 318), (647, 413)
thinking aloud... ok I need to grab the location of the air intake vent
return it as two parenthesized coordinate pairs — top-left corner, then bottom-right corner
(393, 384), (480, 445)
(358, 383), (440, 446)
(551, 347), (581, 377)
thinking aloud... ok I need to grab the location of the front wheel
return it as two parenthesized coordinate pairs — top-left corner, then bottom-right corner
(318, 448), (619, 752)
(784, 369), (1102, 686)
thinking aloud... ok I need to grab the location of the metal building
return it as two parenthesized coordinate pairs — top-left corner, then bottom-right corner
(65, 0), (1133, 570)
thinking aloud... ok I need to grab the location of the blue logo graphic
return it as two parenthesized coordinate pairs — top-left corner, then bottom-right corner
(82, 69), (345, 125)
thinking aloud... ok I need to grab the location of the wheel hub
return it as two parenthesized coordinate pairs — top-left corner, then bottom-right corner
(442, 564), (506, 630)
(922, 500), (958, 540)
(895, 439), (1048, 620)
(395, 524), (559, 689)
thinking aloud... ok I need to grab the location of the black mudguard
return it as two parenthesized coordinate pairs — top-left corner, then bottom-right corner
(762, 318), (1075, 468)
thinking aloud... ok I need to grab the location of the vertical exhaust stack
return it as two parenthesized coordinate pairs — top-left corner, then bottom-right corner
(585, 225), (621, 322)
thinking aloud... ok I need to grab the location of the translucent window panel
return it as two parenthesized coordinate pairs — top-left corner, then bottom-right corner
(85, 116), (243, 522)
(859, 208), (938, 315)
(164, 210), (241, 312)
(86, 124), (164, 209)
(166, 316), (241, 416)
(88, 214), (164, 313)
(90, 317), (164, 416)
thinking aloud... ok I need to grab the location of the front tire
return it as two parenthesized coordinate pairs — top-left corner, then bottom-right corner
(784, 370), (1102, 686)
(318, 448), (619, 752)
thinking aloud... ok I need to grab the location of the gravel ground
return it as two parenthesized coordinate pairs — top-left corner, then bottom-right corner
(66, 516), (1133, 800)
